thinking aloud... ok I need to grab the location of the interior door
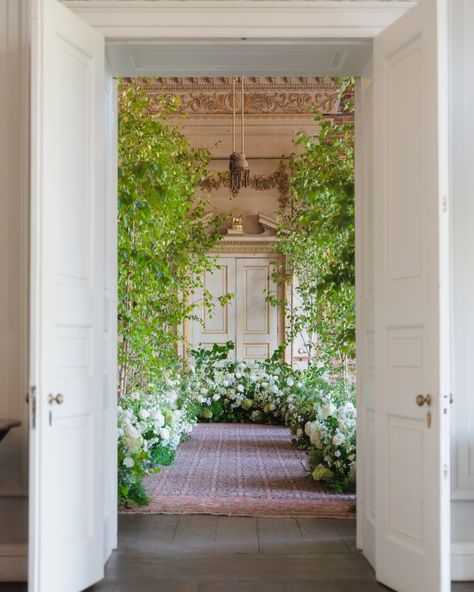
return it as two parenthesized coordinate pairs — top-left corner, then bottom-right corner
(373, 0), (450, 591)
(189, 258), (237, 359)
(236, 257), (279, 362)
(29, 1), (106, 591)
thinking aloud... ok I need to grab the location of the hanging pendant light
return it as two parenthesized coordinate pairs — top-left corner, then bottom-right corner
(229, 76), (250, 195)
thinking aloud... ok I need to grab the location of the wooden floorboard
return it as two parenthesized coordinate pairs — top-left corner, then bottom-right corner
(1, 515), (473, 591)
(257, 517), (309, 555)
(214, 516), (259, 555)
(296, 517), (348, 554)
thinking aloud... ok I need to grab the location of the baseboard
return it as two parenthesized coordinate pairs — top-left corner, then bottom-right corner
(452, 543), (474, 581)
(0, 544), (27, 582)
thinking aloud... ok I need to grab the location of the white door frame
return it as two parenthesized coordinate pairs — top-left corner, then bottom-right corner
(62, 1), (415, 40)
(52, 0), (450, 585)
(62, 0), (415, 563)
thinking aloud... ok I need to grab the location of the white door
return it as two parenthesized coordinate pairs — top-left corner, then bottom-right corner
(189, 258), (237, 357)
(373, 1), (450, 591)
(29, 1), (106, 591)
(236, 257), (279, 362)
(188, 255), (280, 362)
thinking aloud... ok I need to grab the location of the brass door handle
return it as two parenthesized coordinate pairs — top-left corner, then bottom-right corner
(416, 394), (432, 407)
(48, 393), (64, 405)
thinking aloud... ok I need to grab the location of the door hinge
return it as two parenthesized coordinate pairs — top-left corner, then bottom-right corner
(25, 386), (37, 429)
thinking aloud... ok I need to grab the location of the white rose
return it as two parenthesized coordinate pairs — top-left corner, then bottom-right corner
(160, 427), (170, 442)
(123, 457), (134, 468)
(321, 403), (336, 419)
(334, 450), (342, 458)
(139, 409), (150, 420)
(237, 384), (244, 393)
(153, 410), (165, 427)
(286, 377), (294, 387)
(332, 432), (345, 446)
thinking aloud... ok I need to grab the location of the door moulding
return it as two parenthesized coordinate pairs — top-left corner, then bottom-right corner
(452, 543), (474, 581)
(62, 1), (416, 40)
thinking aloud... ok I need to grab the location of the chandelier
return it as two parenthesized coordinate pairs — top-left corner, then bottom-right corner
(229, 76), (250, 195)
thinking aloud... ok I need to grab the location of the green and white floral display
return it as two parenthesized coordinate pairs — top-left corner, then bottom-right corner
(118, 342), (356, 506)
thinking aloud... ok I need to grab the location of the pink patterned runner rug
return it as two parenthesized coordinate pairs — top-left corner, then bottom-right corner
(130, 423), (355, 518)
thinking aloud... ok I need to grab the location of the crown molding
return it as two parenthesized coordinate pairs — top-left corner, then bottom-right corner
(62, 1), (416, 40)
(129, 76), (346, 115)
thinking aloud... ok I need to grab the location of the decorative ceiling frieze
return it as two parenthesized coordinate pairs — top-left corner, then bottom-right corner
(125, 77), (347, 115)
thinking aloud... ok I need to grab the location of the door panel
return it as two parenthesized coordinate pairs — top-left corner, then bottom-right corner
(188, 256), (280, 363)
(236, 257), (279, 362)
(373, 1), (450, 590)
(30, 1), (106, 591)
(189, 259), (236, 358)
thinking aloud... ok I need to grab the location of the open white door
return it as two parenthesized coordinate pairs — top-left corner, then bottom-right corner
(373, 0), (450, 591)
(29, 1), (106, 591)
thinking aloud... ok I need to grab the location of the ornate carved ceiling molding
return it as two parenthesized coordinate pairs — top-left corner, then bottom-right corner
(127, 77), (346, 115)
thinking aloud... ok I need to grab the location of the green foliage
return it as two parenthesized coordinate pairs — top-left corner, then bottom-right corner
(117, 79), (224, 396)
(149, 444), (176, 467)
(189, 341), (235, 366)
(276, 79), (355, 378)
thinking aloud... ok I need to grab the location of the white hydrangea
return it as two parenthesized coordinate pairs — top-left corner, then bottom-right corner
(123, 457), (134, 468)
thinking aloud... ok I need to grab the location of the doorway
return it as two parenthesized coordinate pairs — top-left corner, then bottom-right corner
(26, 1), (455, 591)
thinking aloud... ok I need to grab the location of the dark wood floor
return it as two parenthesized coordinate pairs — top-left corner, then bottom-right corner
(1, 515), (473, 591)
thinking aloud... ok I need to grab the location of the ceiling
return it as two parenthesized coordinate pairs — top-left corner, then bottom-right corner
(106, 38), (372, 77)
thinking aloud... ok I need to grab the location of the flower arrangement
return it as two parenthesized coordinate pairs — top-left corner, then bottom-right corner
(301, 396), (356, 492)
(118, 343), (356, 506)
(118, 374), (196, 505)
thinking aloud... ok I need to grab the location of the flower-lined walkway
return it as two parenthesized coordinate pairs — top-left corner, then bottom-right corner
(129, 423), (355, 518)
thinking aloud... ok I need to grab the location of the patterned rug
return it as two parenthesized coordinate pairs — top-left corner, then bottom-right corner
(131, 423), (356, 518)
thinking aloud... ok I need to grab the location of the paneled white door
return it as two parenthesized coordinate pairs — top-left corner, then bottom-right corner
(29, 0), (106, 591)
(373, 1), (450, 591)
(189, 255), (280, 362)
(235, 257), (279, 362)
(189, 258), (237, 357)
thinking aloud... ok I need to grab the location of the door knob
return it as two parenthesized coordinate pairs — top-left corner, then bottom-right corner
(48, 393), (64, 405)
(416, 394), (432, 407)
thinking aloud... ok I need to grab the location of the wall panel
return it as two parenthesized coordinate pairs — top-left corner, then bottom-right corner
(0, 0), (30, 581)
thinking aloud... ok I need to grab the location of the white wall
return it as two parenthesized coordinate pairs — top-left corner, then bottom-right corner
(0, 0), (30, 581)
(450, 0), (474, 581)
